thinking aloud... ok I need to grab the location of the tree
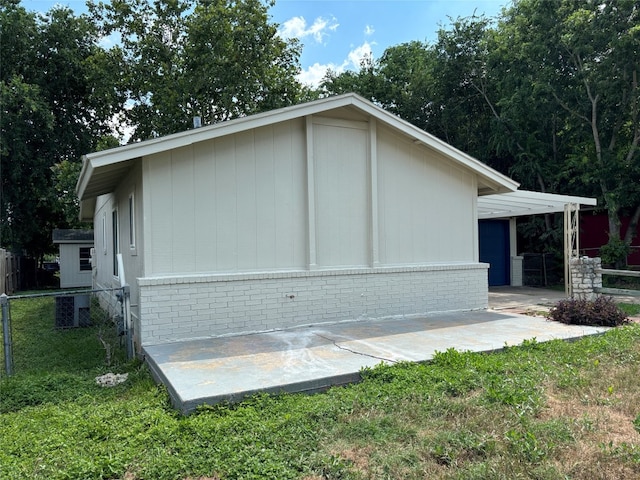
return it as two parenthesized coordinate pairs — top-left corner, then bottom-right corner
(0, 76), (57, 257)
(504, 0), (640, 264)
(89, 0), (303, 140)
(1, 1), (122, 259)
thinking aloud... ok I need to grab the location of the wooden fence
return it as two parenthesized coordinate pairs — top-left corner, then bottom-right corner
(0, 248), (18, 294)
(595, 268), (640, 297)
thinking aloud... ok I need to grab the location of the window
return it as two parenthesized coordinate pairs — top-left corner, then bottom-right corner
(128, 193), (136, 250)
(79, 247), (92, 271)
(112, 209), (119, 276)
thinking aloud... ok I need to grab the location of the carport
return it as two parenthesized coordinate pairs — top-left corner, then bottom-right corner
(477, 190), (597, 288)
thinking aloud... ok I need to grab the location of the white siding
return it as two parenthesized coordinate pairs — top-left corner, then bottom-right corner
(88, 109), (494, 345)
(93, 194), (117, 290)
(313, 118), (370, 267)
(58, 243), (93, 288)
(94, 162), (144, 350)
(143, 119), (307, 275)
(377, 126), (476, 264)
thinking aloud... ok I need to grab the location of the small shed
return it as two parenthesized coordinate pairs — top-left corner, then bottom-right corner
(52, 229), (94, 288)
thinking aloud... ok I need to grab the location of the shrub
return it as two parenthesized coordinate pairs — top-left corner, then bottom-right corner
(548, 296), (629, 327)
(599, 237), (630, 268)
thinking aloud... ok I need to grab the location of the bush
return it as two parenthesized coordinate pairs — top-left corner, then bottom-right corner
(548, 296), (629, 327)
(599, 237), (630, 268)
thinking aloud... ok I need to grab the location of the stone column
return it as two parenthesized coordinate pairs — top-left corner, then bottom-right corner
(570, 257), (602, 300)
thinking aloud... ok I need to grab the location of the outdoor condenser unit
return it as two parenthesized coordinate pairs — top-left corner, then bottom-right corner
(55, 294), (91, 328)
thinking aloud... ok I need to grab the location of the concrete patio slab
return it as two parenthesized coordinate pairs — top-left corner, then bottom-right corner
(144, 305), (608, 414)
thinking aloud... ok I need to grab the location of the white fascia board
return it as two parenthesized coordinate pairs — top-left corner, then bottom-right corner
(83, 94), (359, 166)
(79, 93), (519, 198)
(478, 190), (597, 219)
(78, 197), (96, 221)
(76, 155), (94, 200)
(347, 97), (519, 193)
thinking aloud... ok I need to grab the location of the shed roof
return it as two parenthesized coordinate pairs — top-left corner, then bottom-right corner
(478, 191), (597, 219)
(52, 229), (94, 244)
(77, 93), (519, 220)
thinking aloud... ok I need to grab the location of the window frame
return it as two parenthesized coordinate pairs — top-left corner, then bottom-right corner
(79, 246), (92, 272)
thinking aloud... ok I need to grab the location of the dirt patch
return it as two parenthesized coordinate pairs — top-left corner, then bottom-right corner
(542, 386), (640, 478)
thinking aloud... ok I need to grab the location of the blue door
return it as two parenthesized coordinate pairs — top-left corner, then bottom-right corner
(479, 220), (510, 286)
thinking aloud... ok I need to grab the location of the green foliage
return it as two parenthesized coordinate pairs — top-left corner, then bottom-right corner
(619, 303), (640, 316)
(89, 0), (302, 140)
(51, 160), (83, 229)
(549, 296), (630, 327)
(600, 237), (631, 268)
(0, 2), (122, 257)
(2, 0), (303, 257)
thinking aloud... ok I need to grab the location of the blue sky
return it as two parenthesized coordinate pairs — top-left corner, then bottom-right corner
(22, 0), (509, 86)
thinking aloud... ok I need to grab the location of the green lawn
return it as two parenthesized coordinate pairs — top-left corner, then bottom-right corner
(1, 295), (640, 479)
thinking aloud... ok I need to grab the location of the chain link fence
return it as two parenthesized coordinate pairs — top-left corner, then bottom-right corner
(1, 287), (132, 377)
(522, 253), (563, 287)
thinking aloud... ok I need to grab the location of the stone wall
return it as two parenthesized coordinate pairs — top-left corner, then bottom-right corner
(570, 256), (602, 300)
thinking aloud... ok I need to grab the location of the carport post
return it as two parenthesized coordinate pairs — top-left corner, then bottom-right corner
(564, 203), (580, 297)
(1, 293), (13, 376)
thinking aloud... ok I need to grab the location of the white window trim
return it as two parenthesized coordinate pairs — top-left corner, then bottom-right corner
(128, 192), (137, 254)
(112, 208), (119, 278)
(102, 212), (107, 255)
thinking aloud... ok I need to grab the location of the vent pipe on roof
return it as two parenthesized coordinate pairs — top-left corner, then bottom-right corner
(193, 116), (202, 128)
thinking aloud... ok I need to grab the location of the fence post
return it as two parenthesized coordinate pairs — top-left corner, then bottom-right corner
(1, 293), (13, 376)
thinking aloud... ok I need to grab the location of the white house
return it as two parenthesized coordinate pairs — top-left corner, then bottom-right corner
(76, 93), (521, 351)
(52, 229), (94, 288)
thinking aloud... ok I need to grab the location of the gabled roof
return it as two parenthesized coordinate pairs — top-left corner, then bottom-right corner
(77, 93), (519, 219)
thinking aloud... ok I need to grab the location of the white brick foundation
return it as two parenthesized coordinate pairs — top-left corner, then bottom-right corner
(138, 263), (489, 345)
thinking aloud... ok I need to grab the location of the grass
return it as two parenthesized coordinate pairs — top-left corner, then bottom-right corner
(1, 296), (640, 479)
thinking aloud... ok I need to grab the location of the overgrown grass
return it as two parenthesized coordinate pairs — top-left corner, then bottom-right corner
(1, 295), (640, 479)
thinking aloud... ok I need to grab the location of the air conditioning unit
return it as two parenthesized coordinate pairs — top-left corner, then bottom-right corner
(55, 294), (91, 328)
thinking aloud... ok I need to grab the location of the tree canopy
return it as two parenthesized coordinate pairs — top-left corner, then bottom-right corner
(87, 0), (302, 140)
(1, 0), (121, 259)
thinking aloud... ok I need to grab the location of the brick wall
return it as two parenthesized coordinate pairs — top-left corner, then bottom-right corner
(138, 263), (489, 345)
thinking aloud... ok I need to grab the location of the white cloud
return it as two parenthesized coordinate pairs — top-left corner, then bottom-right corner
(98, 31), (121, 49)
(297, 62), (341, 87)
(297, 41), (375, 88)
(347, 41), (374, 69)
(278, 15), (339, 43)
(364, 25), (375, 36)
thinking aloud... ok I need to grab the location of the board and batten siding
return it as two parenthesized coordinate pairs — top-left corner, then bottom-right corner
(142, 115), (478, 277)
(93, 162), (145, 350)
(143, 119), (308, 276)
(377, 127), (477, 265)
(313, 118), (370, 268)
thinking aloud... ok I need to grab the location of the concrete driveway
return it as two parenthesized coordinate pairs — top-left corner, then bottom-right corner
(143, 287), (614, 414)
